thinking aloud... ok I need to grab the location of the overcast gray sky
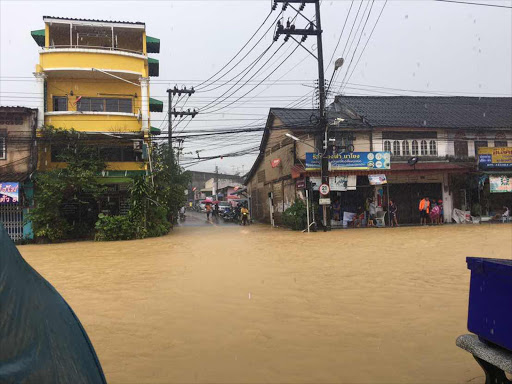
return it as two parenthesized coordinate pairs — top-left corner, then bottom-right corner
(1, 0), (511, 174)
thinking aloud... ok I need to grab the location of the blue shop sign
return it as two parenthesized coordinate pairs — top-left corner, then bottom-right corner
(305, 152), (391, 171)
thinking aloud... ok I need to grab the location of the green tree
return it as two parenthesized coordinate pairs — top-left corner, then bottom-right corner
(30, 126), (106, 242)
(151, 144), (191, 224)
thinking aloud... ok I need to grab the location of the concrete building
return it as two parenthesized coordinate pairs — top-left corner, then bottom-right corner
(187, 170), (243, 204)
(245, 97), (512, 226)
(0, 106), (38, 240)
(30, 16), (162, 214)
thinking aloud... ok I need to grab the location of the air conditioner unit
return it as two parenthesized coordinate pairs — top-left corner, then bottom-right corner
(133, 140), (143, 151)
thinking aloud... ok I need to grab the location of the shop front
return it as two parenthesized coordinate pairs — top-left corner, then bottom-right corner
(476, 147), (512, 218)
(301, 152), (471, 227)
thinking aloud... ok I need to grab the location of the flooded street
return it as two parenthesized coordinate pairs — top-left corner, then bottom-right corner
(19, 220), (512, 384)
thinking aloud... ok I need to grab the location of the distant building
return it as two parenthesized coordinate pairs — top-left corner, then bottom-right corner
(187, 170), (243, 203)
(0, 106), (38, 240)
(245, 97), (512, 225)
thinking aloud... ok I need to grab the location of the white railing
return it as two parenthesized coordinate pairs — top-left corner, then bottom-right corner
(43, 45), (143, 55)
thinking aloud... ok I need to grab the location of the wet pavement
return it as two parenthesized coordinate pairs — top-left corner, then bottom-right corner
(18, 223), (512, 384)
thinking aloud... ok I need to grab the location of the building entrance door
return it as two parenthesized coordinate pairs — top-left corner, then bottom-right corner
(388, 183), (442, 224)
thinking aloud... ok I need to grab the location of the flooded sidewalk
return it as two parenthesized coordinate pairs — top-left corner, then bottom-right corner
(19, 224), (512, 384)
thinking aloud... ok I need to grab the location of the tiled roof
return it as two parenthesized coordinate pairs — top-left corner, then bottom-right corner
(43, 16), (145, 25)
(270, 107), (369, 129)
(270, 108), (318, 128)
(333, 96), (512, 129)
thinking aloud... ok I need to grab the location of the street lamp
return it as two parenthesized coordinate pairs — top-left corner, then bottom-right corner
(320, 57), (344, 231)
(286, 133), (321, 153)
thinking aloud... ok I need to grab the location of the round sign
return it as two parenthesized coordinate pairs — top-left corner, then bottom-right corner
(319, 183), (330, 196)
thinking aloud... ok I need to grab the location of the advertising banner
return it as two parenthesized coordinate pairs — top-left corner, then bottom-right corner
(490, 175), (512, 193)
(306, 152), (391, 171)
(368, 174), (387, 185)
(478, 147), (512, 169)
(0, 182), (19, 204)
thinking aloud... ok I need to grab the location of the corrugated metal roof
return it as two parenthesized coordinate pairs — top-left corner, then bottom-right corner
(43, 16), (145, 26)
(0, 106), (38, 112)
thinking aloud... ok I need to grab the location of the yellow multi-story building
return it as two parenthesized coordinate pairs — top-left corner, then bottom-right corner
(31, 16), (162, 213)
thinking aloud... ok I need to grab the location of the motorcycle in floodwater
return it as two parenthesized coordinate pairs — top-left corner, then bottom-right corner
(222, 210), (239, 223)
(241, 211), (249, 226)
(179, 212), (186, 222)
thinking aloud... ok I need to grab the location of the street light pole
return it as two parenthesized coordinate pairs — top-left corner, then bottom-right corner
(314, 0), (330, 231)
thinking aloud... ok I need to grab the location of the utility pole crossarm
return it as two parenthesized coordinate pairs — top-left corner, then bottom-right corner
(276, 28), (320, 36)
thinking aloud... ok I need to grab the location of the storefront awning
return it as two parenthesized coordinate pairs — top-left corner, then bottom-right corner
(146, 36), (160, 53)
(31, 29), (45, 47)
(148, 57), (159, 77)
(150, 126), (161, 135)
(149, 97), (163, 112)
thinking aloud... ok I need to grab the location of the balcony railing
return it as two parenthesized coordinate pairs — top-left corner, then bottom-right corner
(42, 45), (144, 55)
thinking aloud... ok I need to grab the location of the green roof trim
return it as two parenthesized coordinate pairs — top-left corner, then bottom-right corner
(97, 177), (134, 185)
(102, 170), (146, 178)
(31, 29), (45, 47)
(149, 97), (163, 112)
(148, 57), (159, 77)
(146, 36), (160, 53)
(150, 126), (162, 135)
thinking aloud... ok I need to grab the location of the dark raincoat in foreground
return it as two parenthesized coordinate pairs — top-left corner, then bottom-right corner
(0, 225), (107, 384)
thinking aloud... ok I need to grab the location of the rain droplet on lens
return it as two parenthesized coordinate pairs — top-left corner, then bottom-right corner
(483, 112), (486, 117)
(423, 120), (427, 126)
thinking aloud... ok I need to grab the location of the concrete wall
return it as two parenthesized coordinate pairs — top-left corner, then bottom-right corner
(0, 108), (38, 176)
(248, 124), (298, 224)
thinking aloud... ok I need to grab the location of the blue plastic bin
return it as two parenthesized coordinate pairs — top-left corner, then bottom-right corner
(466, 257), (512, 351)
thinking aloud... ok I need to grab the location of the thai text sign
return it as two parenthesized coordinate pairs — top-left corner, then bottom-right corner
(490, 175), (512, 193)
(305, 152), (391, 171)
(478, 147), (512, 169)
(0, 182), (20, 204)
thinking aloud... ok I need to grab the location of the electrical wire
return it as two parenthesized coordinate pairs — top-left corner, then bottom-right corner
(194, 9), (276, 90)
(337, 0), (376, 93)
(340, 1), (388, 95)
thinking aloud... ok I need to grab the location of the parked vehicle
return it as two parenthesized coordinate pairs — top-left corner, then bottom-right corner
(218, 201), (231, 214)
(222, 210), (239, 223)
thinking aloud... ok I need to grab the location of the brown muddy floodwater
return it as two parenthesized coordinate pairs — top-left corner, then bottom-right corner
(19, 223), (512, 384)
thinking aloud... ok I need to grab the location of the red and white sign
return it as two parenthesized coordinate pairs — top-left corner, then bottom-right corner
(319, 183), (330, 196)
(271, 158), (281, 168)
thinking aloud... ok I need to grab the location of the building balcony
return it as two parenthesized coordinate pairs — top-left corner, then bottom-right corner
(38, 48), (150, 80)
(44, 111), (142, 132)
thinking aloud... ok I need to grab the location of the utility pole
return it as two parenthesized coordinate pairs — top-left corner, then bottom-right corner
(273, 0), (331, 230)
(165, 86), (197, 151)
(214, 165), (219, 200)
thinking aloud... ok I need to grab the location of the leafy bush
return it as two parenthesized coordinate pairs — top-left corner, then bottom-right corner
(94, 213), (136, 241)
(30, 126), (106, 242)
(146, 205), (171, 238)
(282, 199), (308, 230)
